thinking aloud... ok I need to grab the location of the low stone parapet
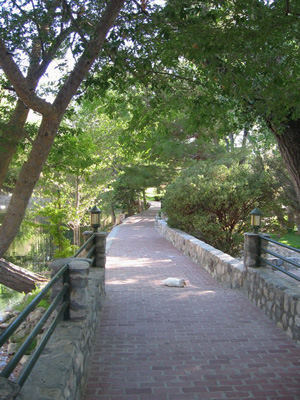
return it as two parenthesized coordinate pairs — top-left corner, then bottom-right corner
(16, 267), (105, 400)
(156, 218), (245, 289)
(246, 267), (300, 341)
(156, 218), (300, 345)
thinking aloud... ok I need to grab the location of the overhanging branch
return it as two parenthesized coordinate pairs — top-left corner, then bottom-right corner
(53, 0), (126, 114)
(0, 37), (55, 116)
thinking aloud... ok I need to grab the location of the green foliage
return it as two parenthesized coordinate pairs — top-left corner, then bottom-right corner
(34, 192), (77, 258)
(161, 0), (300, 126)
(25, 338), (37, 355)
(14, 286), (50, 313)
(113, 176), (139, 215)
(11, 334), (37, 355)
(1, 0), (299, 256)
(0, 81), (16, 122)
(164, 155), (278, 256)
(11, 287), (50, 355)
(145, 187), (165, 202)
(113, 164), (173, 215)
(0, 285), (23, 314)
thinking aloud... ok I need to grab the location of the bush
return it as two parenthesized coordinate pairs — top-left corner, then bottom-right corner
(164, 158), (277, 256)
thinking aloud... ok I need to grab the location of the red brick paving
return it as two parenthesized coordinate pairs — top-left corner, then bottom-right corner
(83, 205), (300, 400)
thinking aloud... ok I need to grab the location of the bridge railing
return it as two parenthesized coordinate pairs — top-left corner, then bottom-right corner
(244, 231), (300, 282)
(0, 260), (72, 387)
(0, 228), (107, 398)
(259, 235), (300, 282)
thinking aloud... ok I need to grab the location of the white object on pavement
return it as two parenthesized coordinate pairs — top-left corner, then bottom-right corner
(162, 277), (186, 287)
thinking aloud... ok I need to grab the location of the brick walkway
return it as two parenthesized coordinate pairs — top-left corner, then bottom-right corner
(83, 205), (300, 400)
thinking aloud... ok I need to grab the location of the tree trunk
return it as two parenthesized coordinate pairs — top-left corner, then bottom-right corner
(274, 118), (300, 206)
(0, 0), (126, 257)
(0, 100), (30, 189)
(128, 199), (134, 216)
(142, 189), (147, 210)
(241, 128), (249, 148)
(0, 117), (60, 257)
(0, 15), (72, 190)
(74, 176), (81, 247)
(0, 258), (48, 293)
(111, 201), (116, 224)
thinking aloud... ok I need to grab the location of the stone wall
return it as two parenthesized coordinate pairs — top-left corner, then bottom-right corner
(156, 218), (300, 346)
(156, 218), (246, 289)
(16, 267), (105, 400)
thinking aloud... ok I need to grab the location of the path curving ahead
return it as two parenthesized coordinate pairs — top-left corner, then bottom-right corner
(83, 204), (300, 400)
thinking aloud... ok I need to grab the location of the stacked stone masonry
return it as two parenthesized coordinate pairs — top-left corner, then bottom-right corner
(156, 218), (300, 346)
(16, 267), (105, 400)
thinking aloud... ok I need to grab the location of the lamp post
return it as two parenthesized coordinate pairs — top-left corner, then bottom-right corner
(244, 208), (263, 269)
(90, 205), (101, 232)
(250, 207), (263, 234)
(83, 205), (107, 268)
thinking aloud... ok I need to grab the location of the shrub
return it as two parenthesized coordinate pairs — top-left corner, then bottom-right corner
(164, 158), (277, 256)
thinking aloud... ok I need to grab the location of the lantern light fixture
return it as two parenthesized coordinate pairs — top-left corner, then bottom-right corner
(90, 205), (101, 232)
(250, 207), (263, 234)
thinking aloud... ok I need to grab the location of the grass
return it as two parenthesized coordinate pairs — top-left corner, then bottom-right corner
(270, 231), (300, 250)
(12, 335), (38, 355)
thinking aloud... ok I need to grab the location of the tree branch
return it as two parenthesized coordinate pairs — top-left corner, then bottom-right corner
(61, 0), (88, 44)
(2, 85), (16, 92)
(286, 0), (290, 15)
(53, 0), (126, 116)
(0, 38), (55, 116)
(132, 0), (150, 16)
(32, 24), (75, 84)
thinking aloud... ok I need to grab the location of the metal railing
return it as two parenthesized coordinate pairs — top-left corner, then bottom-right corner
(259, 234), (300, 282)
(0, 233), (95, 391)
(73, 233), (95, 260)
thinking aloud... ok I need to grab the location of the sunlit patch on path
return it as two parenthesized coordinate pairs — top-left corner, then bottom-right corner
(83, 204), (300, 400)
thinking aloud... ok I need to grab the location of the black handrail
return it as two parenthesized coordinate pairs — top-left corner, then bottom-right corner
(73, 233), (95, 257)
(1, 282), (69, 381)
(0, 263), (69, 347)
(259, 234), (300, 282)
(86, 244), (96, 260)
(17, 299), (69, 387)
(0, 232), (97, 393)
